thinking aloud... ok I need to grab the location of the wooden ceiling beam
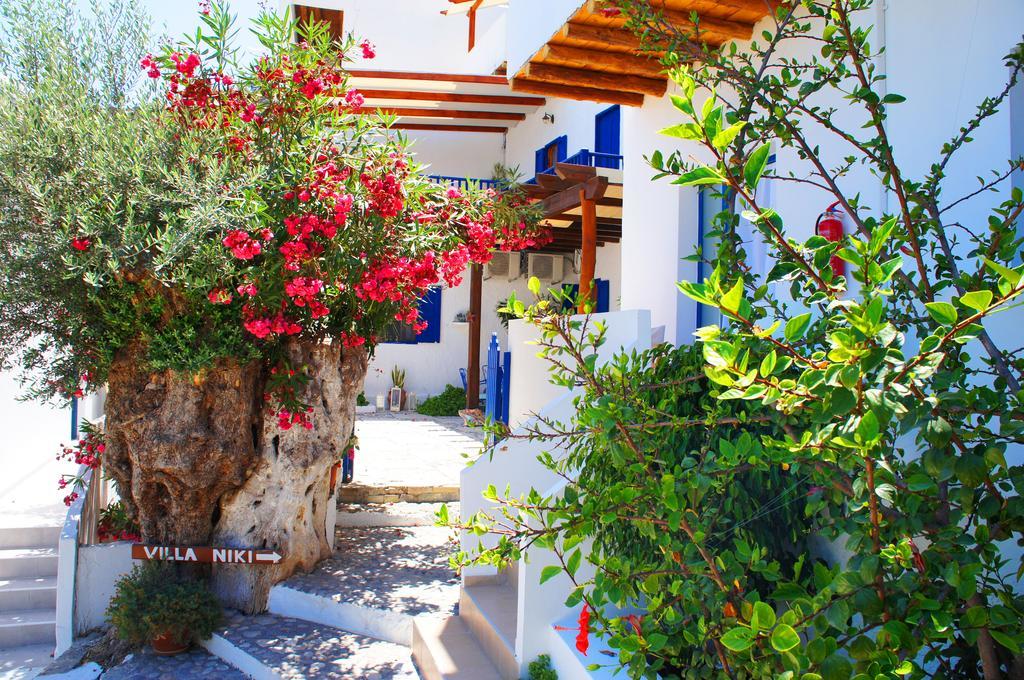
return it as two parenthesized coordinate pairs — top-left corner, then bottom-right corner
(538, 43), (664, 79)
(358, 89), (545, 106)
(347, 70), (506, 85)
(548, 213), (622, 227)
(522, 62), (666, 97)
(371, 107), (525, 121)
(391, 123), (507, 134)
(557, 22), (651, 53)
(581, 0), (754, 42)
(510, 77), (645, 107)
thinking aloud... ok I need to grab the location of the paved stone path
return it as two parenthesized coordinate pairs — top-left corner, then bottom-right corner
(284, 525), (459, 619)
(102, 646), (247, 679)
(349, 413), (483, 492)
(215, 611), (417, 679)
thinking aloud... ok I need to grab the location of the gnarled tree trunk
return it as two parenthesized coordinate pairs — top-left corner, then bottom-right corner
(103, 337), (368, 612)
(104, 340), (264, 545)
(210, 340), (367, 612)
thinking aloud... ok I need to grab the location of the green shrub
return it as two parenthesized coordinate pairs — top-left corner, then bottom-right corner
(356, 392), (369, 407)
(417, 384), (466, 417)
(528, 654), (557, 680)
(107, 562), (221, 645)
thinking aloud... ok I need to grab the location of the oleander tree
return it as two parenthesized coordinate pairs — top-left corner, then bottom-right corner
(452, 1), (1024, 678)
(0, 0), (545, 610)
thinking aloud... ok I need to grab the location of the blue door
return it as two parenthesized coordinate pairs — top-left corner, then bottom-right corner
(594, 105), (620, 169)
(417, 287), (442, 343)
(535, 135), (568, 175)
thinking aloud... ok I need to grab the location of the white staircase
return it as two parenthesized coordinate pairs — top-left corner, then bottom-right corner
(0, 526), (59, 671)
(412, 571), (518, 680)
(413, 311), (654, 680)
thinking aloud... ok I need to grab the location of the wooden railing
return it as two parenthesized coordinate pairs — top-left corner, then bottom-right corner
(76, 415), (109, 547)
(77, 463), (109, 547)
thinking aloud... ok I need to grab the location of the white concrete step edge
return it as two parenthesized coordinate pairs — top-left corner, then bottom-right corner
(267, 584), (412, 646)
(0, 548), (59, 579)
(0, 576), (58, 610)
(200, 633), (278, 680)
(0, 527), (61, 551)
(459, 585), (518, 680)
(412, 615), (501, 680)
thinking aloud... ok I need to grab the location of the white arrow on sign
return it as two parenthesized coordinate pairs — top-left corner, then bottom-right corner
(255, 551), (282, 564)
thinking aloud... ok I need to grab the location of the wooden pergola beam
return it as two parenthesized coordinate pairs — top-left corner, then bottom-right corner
(522, 62), (666, 97)
(539, 175), (609, 217)
(553, 162), (597, 183)
(347, 70), (507, 85)
(358, 89), (546, 106)
(557, 21), (651, 52)
(581, 0), (754, 42)
(538, 43), (665, 79)
(372, 107), (525, 121)
(391, 123), (507, 134)
(510, 77), (644, 107)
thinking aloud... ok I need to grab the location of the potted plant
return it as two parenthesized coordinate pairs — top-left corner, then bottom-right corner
(389, 366), (406, 411)
(355, 391), (375, 415)
(107, 562), (221, 655)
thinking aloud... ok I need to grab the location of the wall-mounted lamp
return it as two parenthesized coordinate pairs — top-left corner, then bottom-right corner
(542, 112), (556, 124)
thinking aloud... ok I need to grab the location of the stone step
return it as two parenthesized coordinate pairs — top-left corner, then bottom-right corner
(338, 484), (459, 504)
(0, 576), (57, 611)
(0, 643), (54, 677)
(202, 611), (418, 679)
(459, 583), (519, 680)
(0, 527), (61, 551)
(0, 609), (56, 649)
(0, 548), (59, 580)
(412, 616), (501, 680)
(269, 525), (459, 646)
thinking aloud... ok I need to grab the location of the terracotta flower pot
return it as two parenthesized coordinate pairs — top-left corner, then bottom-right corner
(151, 630), (190, 656)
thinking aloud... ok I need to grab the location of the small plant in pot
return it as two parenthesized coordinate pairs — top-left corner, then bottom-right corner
(107, 562), (221, 655)
(389, 365), (406, 411)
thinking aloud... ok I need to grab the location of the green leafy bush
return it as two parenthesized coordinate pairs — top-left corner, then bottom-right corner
(417, 384), (466, 417)
(528, 654), (558, 680)
(453, 2), (1024, 677)
(107, 562), (221, 646)
(356, 392), (370, 407)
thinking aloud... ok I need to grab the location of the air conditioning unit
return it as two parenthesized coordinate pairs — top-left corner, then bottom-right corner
(528, 253), (565, 284)
(484, 251), (521, 281)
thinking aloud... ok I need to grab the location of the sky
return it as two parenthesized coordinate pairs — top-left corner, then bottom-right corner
(69, 0), (273, 62)
(142, 0), (268, 59)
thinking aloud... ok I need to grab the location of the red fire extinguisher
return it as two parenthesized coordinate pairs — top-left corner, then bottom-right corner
(815, 200), (845, 278)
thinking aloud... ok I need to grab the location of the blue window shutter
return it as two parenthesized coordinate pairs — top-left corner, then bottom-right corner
(596, 278), (610, 313)
(594, 105), (620, 168)
(556, 135), (568, 162)
(417, 287), (442, 343)
(535, 147), (547, 175)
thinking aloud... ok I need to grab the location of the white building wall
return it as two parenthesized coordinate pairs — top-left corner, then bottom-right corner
(620, 91), (703, 346)
(296, 0), (506, 75)
(406, 129), (505, 180)
(506, 0), (583, 78)
(504, 98), (609, 179)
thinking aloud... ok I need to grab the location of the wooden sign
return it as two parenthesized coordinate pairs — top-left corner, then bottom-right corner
(131, 544), (282, 565)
